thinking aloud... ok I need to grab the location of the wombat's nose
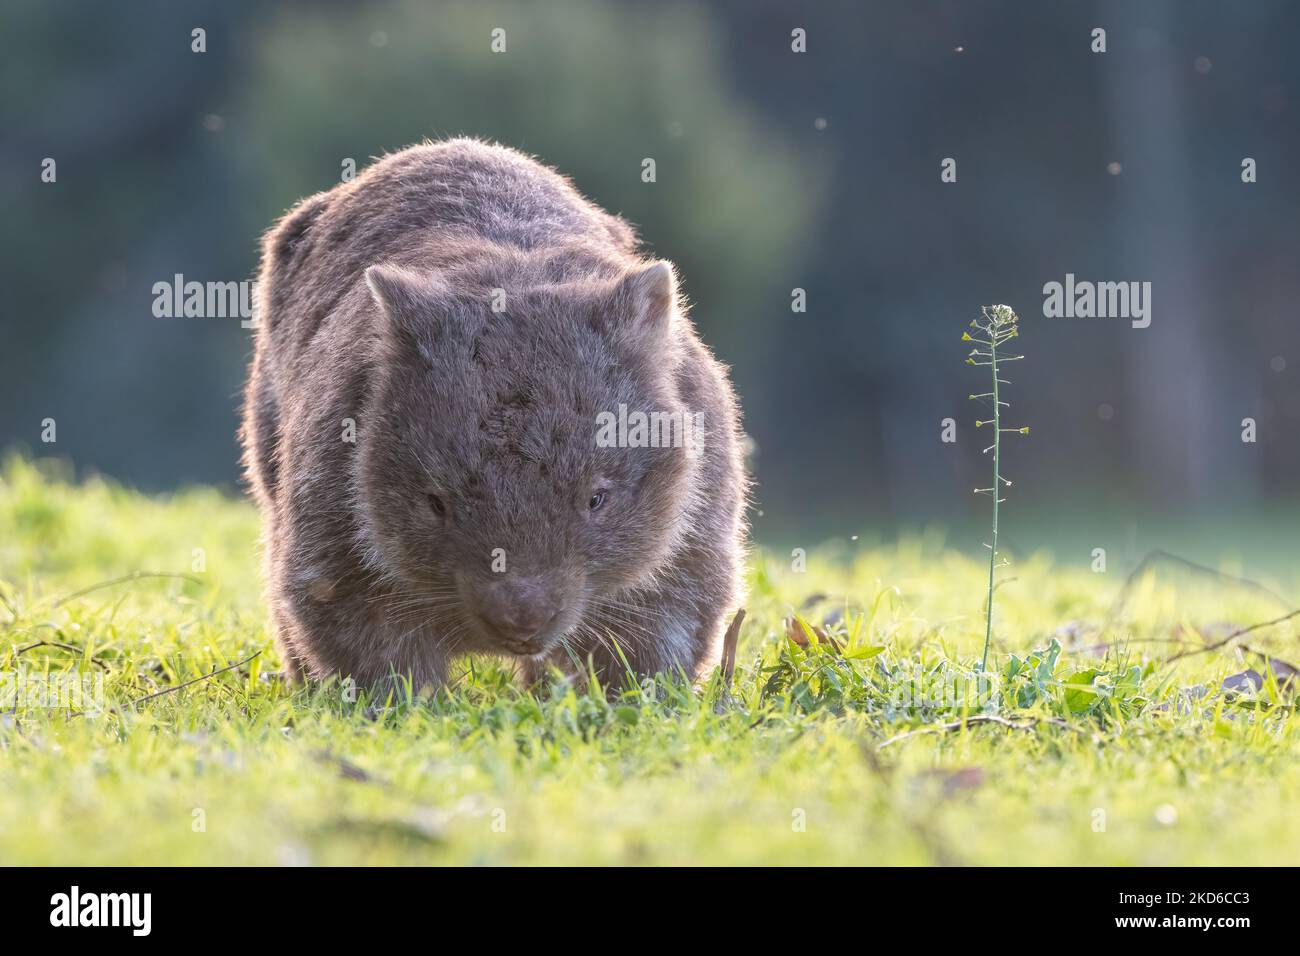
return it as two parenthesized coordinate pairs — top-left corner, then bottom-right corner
(475, 577), (560, 643)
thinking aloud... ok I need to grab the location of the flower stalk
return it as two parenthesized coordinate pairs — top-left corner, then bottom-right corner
(964, 304), (1028, 671)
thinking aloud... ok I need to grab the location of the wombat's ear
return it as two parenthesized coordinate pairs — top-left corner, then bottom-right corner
(364, 263), (450, 333)
(613, 260), (677, 342)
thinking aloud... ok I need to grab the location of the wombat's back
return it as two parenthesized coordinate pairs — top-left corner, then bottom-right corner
(347, 139), (635, 252)
(258, 140), (634, 342)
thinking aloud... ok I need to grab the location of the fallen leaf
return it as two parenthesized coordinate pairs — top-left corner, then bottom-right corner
(1222, 656), (1299, 698)
(1221, 669), (1264, 695)
(720, 608), (745, 682)
(783, 616), (843, 652)
(313, 749), (375, 783)
(917, 766), (985, 796)
(1252, 653), (1300, 692)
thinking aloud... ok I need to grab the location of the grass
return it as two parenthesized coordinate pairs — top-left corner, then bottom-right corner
(3, 455), (1300, 865)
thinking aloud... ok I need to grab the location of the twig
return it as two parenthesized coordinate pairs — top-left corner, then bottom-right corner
(125, 650), (261, 706)
(76, 651), (263, 717)
(877, 713), (1079, 750)
(1164, 609), (1300, 663)
(12, 640), (111, 670)
(43, 571), (203, 610)
(1102, 549), (1294, 642)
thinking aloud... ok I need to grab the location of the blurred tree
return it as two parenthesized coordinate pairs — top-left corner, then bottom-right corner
(4, 0), (1298, 547)
(230, 0), (823, 366)
(0, 0), (255, 488)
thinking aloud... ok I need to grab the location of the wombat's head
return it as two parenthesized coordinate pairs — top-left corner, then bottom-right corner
(357, 257), (702, 659)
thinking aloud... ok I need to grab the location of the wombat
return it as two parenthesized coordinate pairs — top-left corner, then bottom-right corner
(240, 138), (747, 693)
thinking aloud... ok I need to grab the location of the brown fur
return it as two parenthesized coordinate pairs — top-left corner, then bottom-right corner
(240, 138), (747, 693)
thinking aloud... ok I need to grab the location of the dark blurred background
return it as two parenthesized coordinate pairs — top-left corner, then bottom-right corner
(3, 0), (1298, 560)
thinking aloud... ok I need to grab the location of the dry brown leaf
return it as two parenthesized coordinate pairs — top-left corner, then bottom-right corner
(783, 616), (843, 653)
(720, 608), (745, 683)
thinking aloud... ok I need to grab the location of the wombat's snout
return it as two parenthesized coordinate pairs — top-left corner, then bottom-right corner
(469, 575), (566, 654)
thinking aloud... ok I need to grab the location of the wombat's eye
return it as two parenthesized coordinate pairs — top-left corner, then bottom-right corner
(427, 493), (447, 518)
(588, 491), (607, 512)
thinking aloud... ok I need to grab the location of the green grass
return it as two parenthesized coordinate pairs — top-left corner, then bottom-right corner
(3, 456), (1300, 865)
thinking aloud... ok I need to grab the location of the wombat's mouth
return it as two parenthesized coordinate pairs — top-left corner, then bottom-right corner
(454, 570), (587, 658)
(467, 601), (584, 659)
(499, 637), (546, 656)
